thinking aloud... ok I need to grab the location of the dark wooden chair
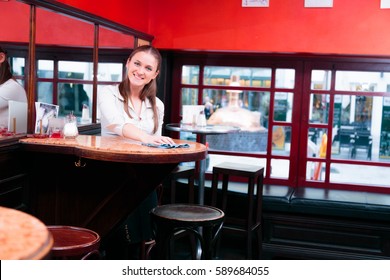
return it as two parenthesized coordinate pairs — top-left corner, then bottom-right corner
(47, 225), (101, 259)
(210, 162), (264, 259)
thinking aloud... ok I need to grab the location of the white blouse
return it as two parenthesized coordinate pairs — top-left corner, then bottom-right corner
(0, 79), (27, 127)
(98, 84), (164, 137)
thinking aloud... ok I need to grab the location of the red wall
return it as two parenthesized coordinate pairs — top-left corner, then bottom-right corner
(0, 1), (30, 42)
(56, 0), (390, 56)
(148, 0), (390, 55)
(2, 0), (390, 56)
(56, 0), (150, 34)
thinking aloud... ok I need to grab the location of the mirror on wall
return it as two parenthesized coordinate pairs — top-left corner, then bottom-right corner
(0, 1), (29, 43)
(1, 0), (152, 135)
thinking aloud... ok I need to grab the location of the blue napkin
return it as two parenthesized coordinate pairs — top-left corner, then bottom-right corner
(142, 143), (190, 149)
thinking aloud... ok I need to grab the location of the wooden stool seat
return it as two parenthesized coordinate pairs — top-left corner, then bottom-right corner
(47, 225), (101, 259)
(150, 203), (224, 259)
(211, 162), (264, 259)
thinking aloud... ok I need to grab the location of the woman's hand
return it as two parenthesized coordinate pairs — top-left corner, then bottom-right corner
(142, 134), (176, 145)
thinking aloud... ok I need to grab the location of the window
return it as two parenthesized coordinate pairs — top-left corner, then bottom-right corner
(303, 66), (390, 190)
(35, 47), (125, 123)
(171, 53), (390, 193)
(172, 56), (300, 185)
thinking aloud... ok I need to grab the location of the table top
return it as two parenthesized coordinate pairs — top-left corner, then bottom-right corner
(19, 135), (207, 163)
(166, 123), (240, 135)
(0, 206), (53, 260)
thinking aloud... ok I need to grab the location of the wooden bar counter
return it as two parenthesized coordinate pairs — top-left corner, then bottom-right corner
(19, 135), (206, 240)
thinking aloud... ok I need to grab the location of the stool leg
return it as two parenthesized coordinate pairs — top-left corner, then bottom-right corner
(254, 173), (264, 259)
(81, 249), (101, 260)
(246, 177), (255, 259)
(170, 178), (176, 203)
(202, 226), (214, 260)
(211, 171), (219, 206)
(188, 173), (195, 204)
(221, 174), (229, 212)
(154, 224), (172, 259)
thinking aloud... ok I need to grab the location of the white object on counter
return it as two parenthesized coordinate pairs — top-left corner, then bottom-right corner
(63, 114), (78, 138)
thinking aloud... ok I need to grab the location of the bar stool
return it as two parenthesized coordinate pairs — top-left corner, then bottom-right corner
(140, 166), (195, 259)
(150, 203), (224, 259)
(210, 162), (264, 259)
(47, 225), (101, 259)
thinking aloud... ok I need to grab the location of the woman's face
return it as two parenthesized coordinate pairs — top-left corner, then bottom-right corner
(0, 52), (5, 64)
(126, 51), (159, 88)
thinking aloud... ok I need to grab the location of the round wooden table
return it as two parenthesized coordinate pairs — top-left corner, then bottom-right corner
(166, 123), (240, 204)
(0, 206), (53, 260)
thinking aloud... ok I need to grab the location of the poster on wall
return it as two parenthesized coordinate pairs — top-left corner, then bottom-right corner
(242, 0), (269, 7)
(379, 97), (390, 159)
(304, 0), (333, 8)
(381, 0), (390, 9)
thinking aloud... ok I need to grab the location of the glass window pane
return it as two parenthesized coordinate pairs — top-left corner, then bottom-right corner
(181, 65), (199, 85)
(181, 88), (198, 106)
(309, 93), (329, 124)
(306, 160), (326, 182)
(271, 125), (291, 156)
(271, 159), (289, 179)
(11, 57), (25, 76)
(98, 63), (123, 82)
(180, 88), (199, 131)
(275, 69), (295, 89)
(96, 85), (106, 123)
(335, 71), (390, 92)
(37, 60), (54, 78)
(380, 97), (390, 160)
(330, 163), (390, 187)
(207, 90), (270, 129)
(58, 83), (92, 118)
(308, 128), (328, 158)
(59, 61), (93, 80)
(206, 90), (269, 153)
(202, 92), (216, 120)
(311, 70), (331, 90)
(274, 92), (293, 122)
(331, 95), (390, 163)
(204, 66), (272, 88)
(37, 82), (53, 104)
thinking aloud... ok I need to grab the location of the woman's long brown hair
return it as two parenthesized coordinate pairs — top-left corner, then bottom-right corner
(118, 45), (162, 134)
(0, 46), (13, 85)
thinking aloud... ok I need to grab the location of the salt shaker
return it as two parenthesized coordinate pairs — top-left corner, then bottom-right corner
(63, 113), (78, 139)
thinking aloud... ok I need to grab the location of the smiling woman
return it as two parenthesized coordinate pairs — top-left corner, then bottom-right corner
(97, 45), (175, 259)
(99, 45), (174, 145)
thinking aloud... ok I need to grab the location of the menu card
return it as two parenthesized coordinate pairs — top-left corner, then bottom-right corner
(35, 102), (59, 134)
